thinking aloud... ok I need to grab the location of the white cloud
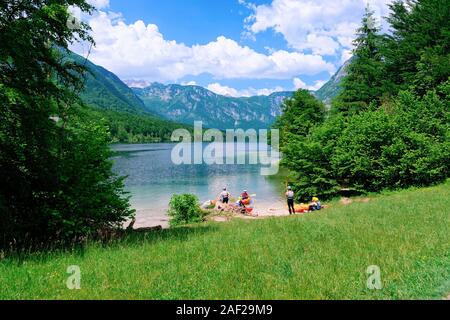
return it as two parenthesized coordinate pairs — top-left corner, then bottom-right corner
(71, 11), (335, 83)
(87, 0), (110, 9)
(243, 0), (391, 55)
(293, 78), (326, 91)
(207, 83), (241, 97)
(182, 81), (197, 86)
(303, 34), (340, 56)
(207, 83), (285, 97)
(123, 79), (150, 88)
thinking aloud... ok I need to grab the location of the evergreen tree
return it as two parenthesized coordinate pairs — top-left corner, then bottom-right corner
(384, 0), (450, 96)
(0, 1), (134, 249)
(276, 0), (449, 199)
(333, 5), (385, 115)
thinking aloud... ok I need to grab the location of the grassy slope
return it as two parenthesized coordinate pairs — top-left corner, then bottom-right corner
(1, 182), (449, 300)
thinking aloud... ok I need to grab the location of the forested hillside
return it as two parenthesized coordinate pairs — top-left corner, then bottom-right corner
(67, 51), (148, 114)
(314, 59), (352, 104)
(65, 52), (191, 143)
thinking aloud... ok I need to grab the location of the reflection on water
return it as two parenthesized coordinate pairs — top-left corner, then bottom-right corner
(111, 143), (285, 219)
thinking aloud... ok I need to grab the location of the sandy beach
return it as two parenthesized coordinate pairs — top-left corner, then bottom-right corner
(132, 198), (290, 229)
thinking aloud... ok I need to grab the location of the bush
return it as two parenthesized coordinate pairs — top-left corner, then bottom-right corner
(279, 87), (449, 199)
(168, 194), (205, 226)
(331, 89), (449, 192)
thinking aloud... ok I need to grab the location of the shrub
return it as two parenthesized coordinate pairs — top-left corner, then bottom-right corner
(168, 194), (205, 226)
(332, 90), (449, 192)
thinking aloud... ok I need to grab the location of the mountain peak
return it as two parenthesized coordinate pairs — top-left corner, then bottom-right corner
(314, 58), (352, 103)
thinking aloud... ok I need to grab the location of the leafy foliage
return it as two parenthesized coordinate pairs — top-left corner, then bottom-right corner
(277, 0), (450, 200)
(0, 0), (134, 249)
(281, 115), (346, 201)
(384, 0), (450, 95)
(168, 194), (205, 227)
(332, 91), (449, 192)
(274, 89), (325, 146)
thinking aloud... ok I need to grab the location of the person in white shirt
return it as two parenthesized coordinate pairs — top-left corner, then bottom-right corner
(220, 187), (231, 204)
(286, 186), (295, 215)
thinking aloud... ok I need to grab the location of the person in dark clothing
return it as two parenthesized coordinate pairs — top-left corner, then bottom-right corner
(286, 186), (295, 215)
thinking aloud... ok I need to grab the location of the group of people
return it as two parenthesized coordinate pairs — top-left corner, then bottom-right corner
(286, 186), (321, 215)
(219, 187), (251, 207)
(216, 186), (321, 215)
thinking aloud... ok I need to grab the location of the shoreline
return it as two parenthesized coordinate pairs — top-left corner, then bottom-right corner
(131, 198), (291, 229)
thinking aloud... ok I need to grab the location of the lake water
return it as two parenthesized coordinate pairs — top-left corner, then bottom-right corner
(111, 143), (287, 227)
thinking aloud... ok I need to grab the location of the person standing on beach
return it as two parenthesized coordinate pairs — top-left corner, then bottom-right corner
(286, 186), (295, 215)
(220, 187), (231, 204)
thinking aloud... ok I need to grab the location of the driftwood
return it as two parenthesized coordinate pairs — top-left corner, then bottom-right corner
(94, 218), (162, 242)
(126, 218), (162, 233)
(132, 225), (163, 233)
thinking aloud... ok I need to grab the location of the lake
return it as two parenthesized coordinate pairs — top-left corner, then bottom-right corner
(111, 143), (287, 227)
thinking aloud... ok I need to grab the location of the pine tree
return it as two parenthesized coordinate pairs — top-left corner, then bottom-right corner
(332, 5), (385, 115)
(384, 0), (450, 95)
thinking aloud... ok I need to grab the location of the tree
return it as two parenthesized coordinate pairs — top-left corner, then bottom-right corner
(281, 115), (346, 201)
(274, 89), (325, 147)
(384, 0), (450, 95)
(0, 1), (134, 249)
(333, 5), (386, 115)
(276, 1), (449, 199)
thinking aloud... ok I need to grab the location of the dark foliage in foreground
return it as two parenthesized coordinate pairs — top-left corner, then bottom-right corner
(0, 0), (134, 249)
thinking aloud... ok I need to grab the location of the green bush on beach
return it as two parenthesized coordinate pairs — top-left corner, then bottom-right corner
(168, 194), (205, 227)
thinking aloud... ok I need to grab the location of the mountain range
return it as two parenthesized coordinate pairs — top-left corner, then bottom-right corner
(71, 51), (346, 129)
(132, 84), (293, 129)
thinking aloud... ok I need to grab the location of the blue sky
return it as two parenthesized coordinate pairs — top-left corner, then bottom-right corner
(73, 0), (391, 96)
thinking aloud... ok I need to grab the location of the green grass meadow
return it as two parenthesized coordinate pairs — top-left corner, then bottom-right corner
(1, 182), (449, 300)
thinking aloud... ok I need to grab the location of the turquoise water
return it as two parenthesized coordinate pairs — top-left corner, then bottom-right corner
(111, 143), (285, 221)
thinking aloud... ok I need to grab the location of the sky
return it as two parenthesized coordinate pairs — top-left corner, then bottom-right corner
(71, 0), (392, 97)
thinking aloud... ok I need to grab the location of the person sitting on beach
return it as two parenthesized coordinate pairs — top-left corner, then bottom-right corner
(238, 190), (250, 207)
(309, 197), (321, 211)
(219, 187), (231, 204)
